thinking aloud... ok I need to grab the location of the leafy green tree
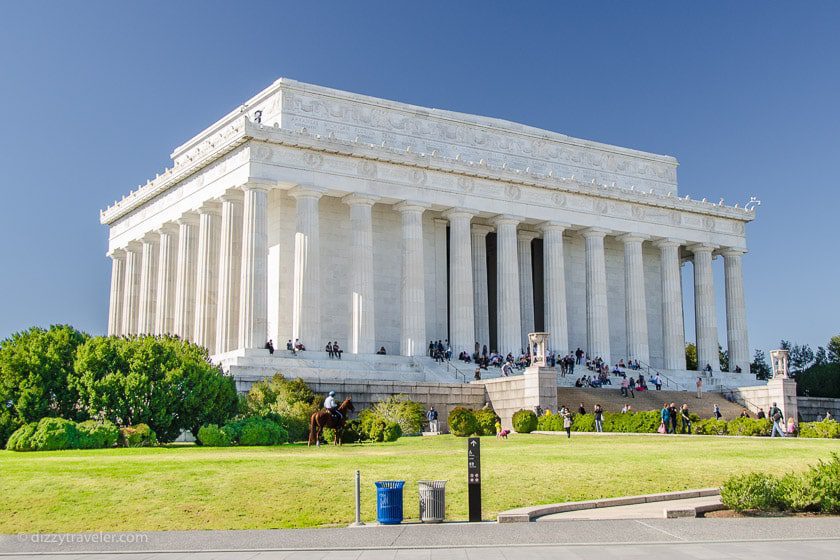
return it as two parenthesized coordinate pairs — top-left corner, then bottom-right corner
(0, 325), (90, 446)
(685, 343), (698, 371)
(719, 344), (729, 372)
(814, 347), (828, 367)
(796, 363), (840, 398)
(70, 335), (238, 442)
(827, 335), (840, 365)
(750, 349), (771, 380)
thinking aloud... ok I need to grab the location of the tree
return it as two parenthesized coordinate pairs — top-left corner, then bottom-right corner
(0, 325), (90, 447)
(70, 335), (238, 442)
(827, 335), (840, 365)
(789, 344), (814, 373)
(718, 344), (729, 372)
(685, 343), (698, 371)
(814, 347), (828, 367)
(796, 363), (840, 398)
(750, 349), (771, 380)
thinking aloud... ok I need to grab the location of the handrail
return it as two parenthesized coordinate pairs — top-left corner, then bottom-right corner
(444, 360), (468, 383)
(636, 360), (686, 392)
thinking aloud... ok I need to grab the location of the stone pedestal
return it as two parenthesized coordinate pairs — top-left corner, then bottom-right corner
(767, 378), (798, 423)
(523, 366), (558, 418)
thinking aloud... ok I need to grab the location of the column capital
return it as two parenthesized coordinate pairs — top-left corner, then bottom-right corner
(107, 248), (126, 259)
(581, 227), (610, 239)
(616, 232), (649, 244)
(342, 193), (379, 207)
(471, 223), (494, 236)
(141, 232), (159, 244)
(719, 247), (747, 258)
(220, 188), (245, 202)
(443, 207), (475, 221)
(155, 222), (179, 236)
(517, 229), (540, 242)
(289, 185), (325, 200)
(176, 212), (200, 226)
(540, 221), (572, 234)
(653, 237), (686, 249)
(241, 178), (274, 192)
(197, 201), (221, 214)
(492, 214), (521, 227)
(687, 243), (718, 254)
(394, 201), (430, 214)
(125, 240), (142, 252)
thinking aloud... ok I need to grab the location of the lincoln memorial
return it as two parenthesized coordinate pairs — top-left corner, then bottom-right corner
(101, 78), (755, 381)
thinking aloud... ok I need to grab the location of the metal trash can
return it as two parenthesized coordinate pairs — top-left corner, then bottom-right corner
(375, 480), (405, 525)
(418, 480), (447, 523)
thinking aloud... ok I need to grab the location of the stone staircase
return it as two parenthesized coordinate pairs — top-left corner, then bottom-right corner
(556, 387), (749, 419)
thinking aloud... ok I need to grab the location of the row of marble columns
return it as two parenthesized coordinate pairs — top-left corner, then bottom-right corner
(106, 192), (750, 373)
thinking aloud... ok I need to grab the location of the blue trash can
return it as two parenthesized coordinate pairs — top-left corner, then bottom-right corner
(375, 480), (405, 524)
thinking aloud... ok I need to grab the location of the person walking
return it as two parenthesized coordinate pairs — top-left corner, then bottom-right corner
(426, 406), (439, 433)
(769, 402), (785, 437)
(713, 404), (722, 420)
(660, 403), (670, 434)
(680, 404), (692, 434)
(669, 402), (678, 434)
(563, 409), (572, 439)
(695, 377), (703, 399)
(594, 404), (604, 433)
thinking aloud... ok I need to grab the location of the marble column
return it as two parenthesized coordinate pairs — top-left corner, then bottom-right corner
(723, 248), (750, 374)
(583, 228), (610, 364)
(173, 213), (198, 340)
(290, 186), (323, 348)
(154, 224), (178, 336)
(194, 202), (221, 351)
(216, 190), (243, 354)
(541, 222), (569, 354)
(344, 194), (378, 354)
(471, 224), (493, 353)
(619, 234), (650, 365)
(445, 209), (476, 355)
(494, 216), (521, 356)
(691, 244), (719, 371)
(396, 202), (428, 356)
(518, 230), (538, 351)
(654, 239), (686, 370)
(121, 242), (140, 335)
(107, 249), (125, 336)
(136, 233), (159, 335)
(238, 183), (269, 350)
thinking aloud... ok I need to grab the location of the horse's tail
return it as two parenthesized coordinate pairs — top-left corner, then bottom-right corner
(307, 412), (318, 446)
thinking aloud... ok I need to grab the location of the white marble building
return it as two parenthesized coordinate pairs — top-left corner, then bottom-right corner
(101, 78), (755, 376)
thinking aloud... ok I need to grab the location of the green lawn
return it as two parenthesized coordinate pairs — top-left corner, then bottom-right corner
(1, 434), (838, 533)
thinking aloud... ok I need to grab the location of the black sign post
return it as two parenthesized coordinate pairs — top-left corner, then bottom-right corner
(467, 437), (481, 522)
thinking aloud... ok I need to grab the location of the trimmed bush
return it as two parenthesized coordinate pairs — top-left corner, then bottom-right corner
(29, 417), (79, 451)
(727, 417), (772, 437)
(694, 418), (728, 435)
(371, 395), (425, 435)
(382, 422), (402, 442)
(197, 424), (232, 447)
(512, 409), (537, 434)
(603, 410), (660, 433)
(120, 424), (157, 447)
(224, 417), (287, 446)
(448, 407), (478, 437)
(571, 413), (596, 432)
(721, 472), (782, 511)
(473, 408), (499, 436)
(536, 412), (562, 431)
(76, 420), (119, 449)
(799, 419), (840, 439)
(5, 422), (38, 451)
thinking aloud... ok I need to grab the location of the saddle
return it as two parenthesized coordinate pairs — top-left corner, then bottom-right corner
(327, 408), (342, 421)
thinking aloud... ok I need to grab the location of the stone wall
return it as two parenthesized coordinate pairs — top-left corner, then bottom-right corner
(797, 397), (840, 422)
(476, 368), (558, 430)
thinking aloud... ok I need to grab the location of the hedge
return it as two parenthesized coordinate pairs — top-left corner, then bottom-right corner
(799, 419), (840, 439)
(512, 409), (537, 433)
(6, 418), (119, 451)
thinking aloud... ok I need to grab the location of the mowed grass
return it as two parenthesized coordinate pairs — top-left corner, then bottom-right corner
(1, 434), (838, 533)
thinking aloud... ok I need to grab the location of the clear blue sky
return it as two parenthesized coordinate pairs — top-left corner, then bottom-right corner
(1, 1), (837, 357)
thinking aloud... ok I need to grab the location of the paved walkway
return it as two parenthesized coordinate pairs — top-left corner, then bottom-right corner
(1, 518), (838, 559)
(537, 495), (722, 520)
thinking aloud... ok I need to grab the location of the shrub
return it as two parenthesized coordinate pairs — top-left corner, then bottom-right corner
(120, 424), (157, 447)
(29, 417), (79, 451)
(371, 395), (425, 435)
(0, 325), (90, 447)
(244, 374), (318, 441)
(727, 417), (772, 437)
(571, 413), (595, 432)
(536, 412), (562, 431)
(448, 407), (478, 437)
(5, 422), (38, 451)
(694, 418), (728, 435)
(603, 411), (660, 433)
(799, 420), (840, 439)
(382, 422), (402, 442)
(72, 335), (238, 443)
(197, 424), (232, 447)
(76, 420), (119, 449)
(223, 417), (287, 446)
(322, 419), (363, 444)
(512, 409), (537, 434)
(473, 408), (499, 435)
(721, 472), (783, 511)
(777, 472), (819, 512)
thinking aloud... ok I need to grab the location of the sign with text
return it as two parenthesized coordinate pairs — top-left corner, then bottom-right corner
(467, 437), (481, 522)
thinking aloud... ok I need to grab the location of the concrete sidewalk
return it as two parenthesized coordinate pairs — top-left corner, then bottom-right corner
(2, 518), (839, 558)
(536, 495), (722, 520)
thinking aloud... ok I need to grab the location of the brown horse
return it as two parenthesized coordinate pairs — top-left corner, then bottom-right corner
(308, 397), (355, 446)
